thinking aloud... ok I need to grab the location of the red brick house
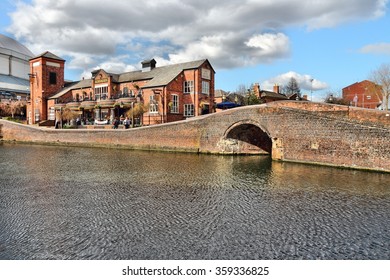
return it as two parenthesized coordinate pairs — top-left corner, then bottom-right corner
(28, 52), (215, 126)
(253, 83), (289, 103)
(342, 80), (382, 109)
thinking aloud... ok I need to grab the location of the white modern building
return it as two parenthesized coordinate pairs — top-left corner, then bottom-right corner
(0, 33), (34, 100)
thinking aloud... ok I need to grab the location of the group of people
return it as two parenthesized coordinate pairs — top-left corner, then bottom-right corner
(113, 116), (131, 129)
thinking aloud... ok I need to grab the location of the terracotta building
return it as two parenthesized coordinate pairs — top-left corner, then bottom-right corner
(27, 52), (215, 126)
(342, 80), (382, 109)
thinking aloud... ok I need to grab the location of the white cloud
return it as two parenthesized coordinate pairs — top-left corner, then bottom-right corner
(261, 71), (328, 91)
(6, 0), (388, 78)
(359, 43), (390, 55)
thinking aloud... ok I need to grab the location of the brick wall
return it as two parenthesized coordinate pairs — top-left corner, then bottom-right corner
(342, 80), (382, 109)
(2, 101), (390, 172)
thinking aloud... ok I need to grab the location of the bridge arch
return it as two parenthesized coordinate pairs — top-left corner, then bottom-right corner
(221, 120), (273, 155)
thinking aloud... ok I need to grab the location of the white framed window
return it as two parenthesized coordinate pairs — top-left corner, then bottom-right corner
(202, 81), (210, 95)
(171, 94), (179, 113)
(184, 104), (194, 117)
(184, 81), (194, 94)
(49, 107), (55, 120)
(94, 85), (108, 100)
(149, 95), (158, 113)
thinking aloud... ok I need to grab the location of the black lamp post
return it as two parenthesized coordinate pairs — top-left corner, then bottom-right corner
(153, 89), (164, 123)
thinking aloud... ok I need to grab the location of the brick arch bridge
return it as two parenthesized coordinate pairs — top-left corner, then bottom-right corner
(1, 101), (390, 172)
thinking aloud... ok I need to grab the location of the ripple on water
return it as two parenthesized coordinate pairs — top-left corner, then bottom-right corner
(0, 144), (389, 260)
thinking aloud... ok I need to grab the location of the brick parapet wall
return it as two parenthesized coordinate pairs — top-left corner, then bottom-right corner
(2, 101), (390, 172)
(0, 119), (202, 153)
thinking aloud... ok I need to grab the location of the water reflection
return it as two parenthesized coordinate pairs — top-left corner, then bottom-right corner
(0, 143), (389, 260)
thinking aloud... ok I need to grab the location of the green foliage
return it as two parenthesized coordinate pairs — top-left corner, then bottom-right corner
(325, 95), (350, 105)
(246, 93), (262, 105)
(126, 103), (148, 118)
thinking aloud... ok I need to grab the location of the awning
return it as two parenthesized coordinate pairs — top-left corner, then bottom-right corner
(216, 101), (241, 109)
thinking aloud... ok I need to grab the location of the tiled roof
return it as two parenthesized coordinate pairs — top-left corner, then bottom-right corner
(50, 59), (211, 99)
(260, 90), (288, 100)
(31, 51), (65, 61)
(119, 59), (209, 88)
(214, 89), (228, 98)
(49, 79), (92, 99)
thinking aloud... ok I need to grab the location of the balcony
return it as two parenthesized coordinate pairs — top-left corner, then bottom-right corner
(66, 101), (81, 109)
(118, 97), (137, 105)
(54, 103), (66, 110)
(80, 100), (97, 110)
(97, 99), (115, 107)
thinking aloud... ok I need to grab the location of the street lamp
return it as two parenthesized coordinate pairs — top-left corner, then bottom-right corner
(153, 89), (164, 123)
(131, 102), (134, 128)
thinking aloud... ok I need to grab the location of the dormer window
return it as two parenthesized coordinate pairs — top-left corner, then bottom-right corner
(141, 59), (156, 72)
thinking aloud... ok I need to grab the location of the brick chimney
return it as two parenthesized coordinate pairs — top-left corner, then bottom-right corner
(273, 84), (280, 94)
(253, 83), (260, 96)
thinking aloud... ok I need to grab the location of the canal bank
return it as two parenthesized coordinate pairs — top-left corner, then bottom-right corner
(2, 101), (390, 173)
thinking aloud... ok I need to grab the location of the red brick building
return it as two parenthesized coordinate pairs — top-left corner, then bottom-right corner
(342, 80), (382, 109)
(28, 52), (215, 126)
(27, 52), (65, 123)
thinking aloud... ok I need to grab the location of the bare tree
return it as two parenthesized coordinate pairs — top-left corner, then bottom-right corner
(9, 100), (25, 118)
(370, 63), (390, 110)
(0, 100), (26, 118)
(236, 84), (248, 96)
(283, 77), (301, 99)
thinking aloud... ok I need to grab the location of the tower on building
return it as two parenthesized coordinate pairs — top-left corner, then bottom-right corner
(28, 52), (65, 124)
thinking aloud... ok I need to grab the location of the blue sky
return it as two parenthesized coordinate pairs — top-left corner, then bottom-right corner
(1, 0), (389, 101)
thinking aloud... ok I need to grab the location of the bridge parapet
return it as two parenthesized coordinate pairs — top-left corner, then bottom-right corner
(273, 101), (390, 127)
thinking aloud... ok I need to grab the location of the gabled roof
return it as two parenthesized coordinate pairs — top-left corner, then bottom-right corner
(142, 59), (209, 88)
(260, 90), (288, 100)
(214, 89), (229, 98)
(49, 79), (92, 99)
(30, 51), (65, 61)
(116, 59), (212, 88)
(49, 58), (212, 99)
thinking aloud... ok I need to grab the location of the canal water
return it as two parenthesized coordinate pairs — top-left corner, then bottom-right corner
(0, 143), (389, 260)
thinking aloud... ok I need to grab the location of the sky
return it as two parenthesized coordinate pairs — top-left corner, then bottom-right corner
(1, 0), (389, 101)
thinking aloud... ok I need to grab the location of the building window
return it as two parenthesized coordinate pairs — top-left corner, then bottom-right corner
(94, 86), (108, 100)
(123, 87), (129, 96)
(49, 107), (55, 120)
(171, 94), (179, 113)
(149, 95), (158, 113)
(49, 72), (57, 85)
(184, 104), (194, 117)
(202, 81), (210, 95)
(184, 81), (194, 94)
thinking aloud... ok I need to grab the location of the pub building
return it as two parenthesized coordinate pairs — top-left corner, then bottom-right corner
(27, 51), (215, 127)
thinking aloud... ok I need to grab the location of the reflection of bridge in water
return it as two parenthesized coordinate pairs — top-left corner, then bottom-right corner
(1, 101), (390, 172)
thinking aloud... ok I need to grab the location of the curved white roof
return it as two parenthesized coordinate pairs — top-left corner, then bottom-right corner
(0, 34), (34, 58)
